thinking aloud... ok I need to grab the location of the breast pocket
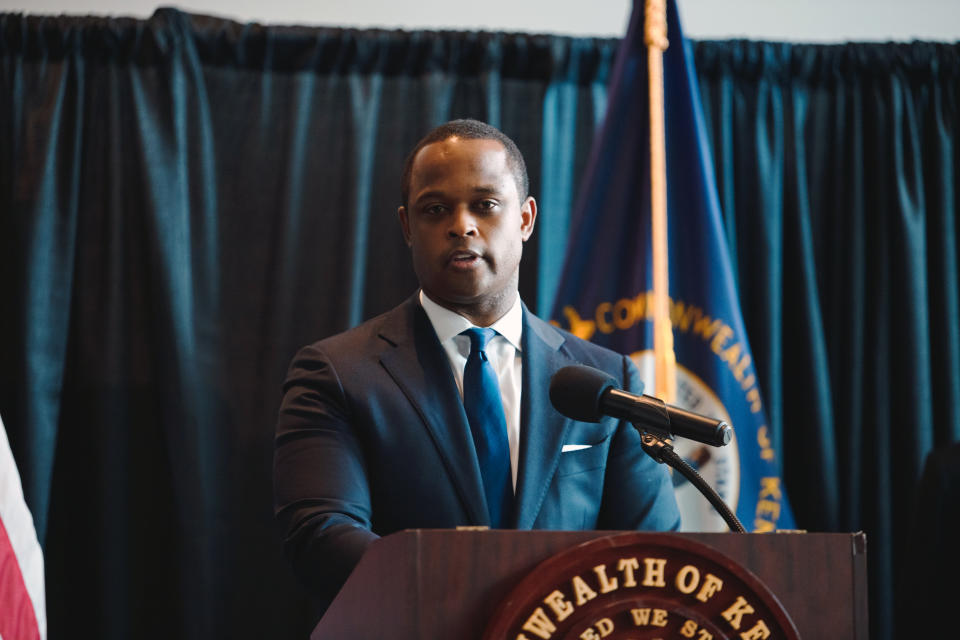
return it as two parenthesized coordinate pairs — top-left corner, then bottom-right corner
(556, 432), (611, 477)
(540, 430), (612, 530)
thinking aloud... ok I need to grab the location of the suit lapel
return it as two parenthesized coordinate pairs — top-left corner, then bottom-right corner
(513, 308), (575, 529)
(377, 297), (490, 526)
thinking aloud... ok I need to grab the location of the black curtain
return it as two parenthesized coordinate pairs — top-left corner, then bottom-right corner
(694, 40), (960, 640)
(2, 8), (958, 640)
(0, 8), (613, 639)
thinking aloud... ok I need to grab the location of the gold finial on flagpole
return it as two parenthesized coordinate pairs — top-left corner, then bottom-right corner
(645, 0), (676, 403)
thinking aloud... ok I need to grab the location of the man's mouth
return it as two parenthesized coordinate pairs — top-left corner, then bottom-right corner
(448, 250), (482, 267)
(448, 251), (480, 264)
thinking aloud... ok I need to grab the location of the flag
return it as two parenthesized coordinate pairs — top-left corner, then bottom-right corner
(0, 415), (46, 639)
(551, 0), (795, 532)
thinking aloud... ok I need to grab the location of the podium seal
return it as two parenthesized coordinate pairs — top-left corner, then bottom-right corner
(484, 533), (800, 640)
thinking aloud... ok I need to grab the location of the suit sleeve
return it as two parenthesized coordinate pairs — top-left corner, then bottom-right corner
(273, 343), (380, 598)
(596, 354), (682, 531)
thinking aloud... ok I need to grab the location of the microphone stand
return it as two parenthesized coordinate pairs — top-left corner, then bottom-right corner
(637, 429), (747, 533)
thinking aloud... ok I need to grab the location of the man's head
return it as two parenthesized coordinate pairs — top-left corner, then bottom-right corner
(398, 120), (537, 327)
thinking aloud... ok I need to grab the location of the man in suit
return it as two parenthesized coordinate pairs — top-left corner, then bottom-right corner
(274, 119), (680, 611)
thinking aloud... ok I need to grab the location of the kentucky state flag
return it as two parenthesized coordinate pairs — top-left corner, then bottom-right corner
(551, 0), (795, 531)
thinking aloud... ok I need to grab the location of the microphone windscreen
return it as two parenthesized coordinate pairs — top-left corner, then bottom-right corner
(549, 364), (619, 422)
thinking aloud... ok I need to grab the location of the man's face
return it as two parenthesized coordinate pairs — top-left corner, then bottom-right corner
(398, 137), (536, 323)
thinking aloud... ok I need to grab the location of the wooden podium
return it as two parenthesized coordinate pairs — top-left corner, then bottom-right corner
(311, 530), (868, 639)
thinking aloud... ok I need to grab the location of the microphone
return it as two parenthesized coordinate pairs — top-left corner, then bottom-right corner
(549, 364), (732, 447)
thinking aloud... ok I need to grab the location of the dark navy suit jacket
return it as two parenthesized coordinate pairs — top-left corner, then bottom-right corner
(274, 295), (680, 605)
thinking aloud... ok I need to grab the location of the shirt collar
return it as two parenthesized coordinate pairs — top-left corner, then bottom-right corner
(419, 290), (523, 351)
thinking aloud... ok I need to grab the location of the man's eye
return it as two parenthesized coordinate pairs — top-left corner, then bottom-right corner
(424, 204), (447, 215)
(477, 200), (498, 211)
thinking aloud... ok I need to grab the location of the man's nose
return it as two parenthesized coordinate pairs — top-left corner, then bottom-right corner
(447, 206), (478, 237)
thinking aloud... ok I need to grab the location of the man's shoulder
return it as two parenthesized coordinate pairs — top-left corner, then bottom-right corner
(524, 309), (630, 371)
(299, 297), (416, 358)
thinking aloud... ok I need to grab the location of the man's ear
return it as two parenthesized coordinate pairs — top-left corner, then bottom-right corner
(398, 206), (412, 246)
(520, 196), (537, 242)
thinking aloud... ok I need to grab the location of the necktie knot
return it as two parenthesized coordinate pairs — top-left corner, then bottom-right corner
(462, 327), (497, 354)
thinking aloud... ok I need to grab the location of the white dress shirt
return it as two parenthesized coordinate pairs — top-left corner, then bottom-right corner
(419, 290), (523, 490)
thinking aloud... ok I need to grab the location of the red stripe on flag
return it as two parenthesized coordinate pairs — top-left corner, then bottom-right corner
(0, 515), (41, 640)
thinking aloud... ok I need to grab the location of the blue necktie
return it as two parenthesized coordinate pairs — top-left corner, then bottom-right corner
(461, 328), (513, 528)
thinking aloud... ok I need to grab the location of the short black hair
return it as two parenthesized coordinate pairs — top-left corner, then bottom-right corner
(400, 119), (529, 208)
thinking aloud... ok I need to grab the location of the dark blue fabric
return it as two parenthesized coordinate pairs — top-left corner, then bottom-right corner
(693, 40), (960, 640)
(460, 328), (512, 528)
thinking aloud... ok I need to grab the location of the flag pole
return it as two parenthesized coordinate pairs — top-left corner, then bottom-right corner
(645, 0), (676, 403)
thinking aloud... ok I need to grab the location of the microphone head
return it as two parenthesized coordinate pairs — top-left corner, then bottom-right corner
(549, 364), (620, 422)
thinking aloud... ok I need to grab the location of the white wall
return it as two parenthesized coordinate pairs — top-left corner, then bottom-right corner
(1, 0), (958, 42)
